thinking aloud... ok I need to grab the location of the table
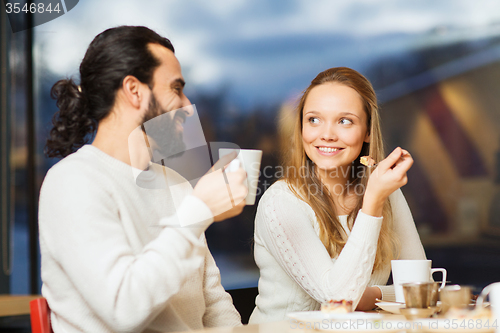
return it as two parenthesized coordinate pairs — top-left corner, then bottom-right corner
(172, 313), (407, 333)
(174, 320), (313, 333)
(0, 295), (41, 317)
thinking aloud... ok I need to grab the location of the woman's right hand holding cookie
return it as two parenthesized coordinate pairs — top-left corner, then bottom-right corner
(361, 147), (413, 217)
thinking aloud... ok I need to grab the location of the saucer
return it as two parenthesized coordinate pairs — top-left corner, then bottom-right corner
(376, 301), (442, 315)
(400, 307), (438, 320)
(375, 301), (405, 314)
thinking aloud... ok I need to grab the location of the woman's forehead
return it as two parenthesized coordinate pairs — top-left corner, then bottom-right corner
(303, 83), (366, 117)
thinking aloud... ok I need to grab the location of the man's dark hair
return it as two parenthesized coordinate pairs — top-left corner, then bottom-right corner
(46, 26), (175, 158)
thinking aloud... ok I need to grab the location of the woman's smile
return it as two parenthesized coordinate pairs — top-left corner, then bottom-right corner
(316, 146), (344, 156)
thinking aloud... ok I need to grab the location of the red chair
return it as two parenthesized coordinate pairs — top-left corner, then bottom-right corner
(29, 298), (53, 333)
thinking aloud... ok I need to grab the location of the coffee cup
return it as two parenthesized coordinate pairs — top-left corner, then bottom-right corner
(219, 148), (263, 205)
(476, 282), (500, 333)
(392, 260), (447, 303)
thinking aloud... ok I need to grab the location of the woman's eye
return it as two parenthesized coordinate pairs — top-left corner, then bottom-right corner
(340, 118), (353, 125)
(308, 117), (320, 124)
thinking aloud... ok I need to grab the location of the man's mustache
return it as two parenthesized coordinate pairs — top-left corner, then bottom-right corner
(173, 109), (187, 124)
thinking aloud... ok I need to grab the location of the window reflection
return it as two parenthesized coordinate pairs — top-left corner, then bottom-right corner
(1, 0), (499, 295)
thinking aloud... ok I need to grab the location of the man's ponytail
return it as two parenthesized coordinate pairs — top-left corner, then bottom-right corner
(45, 79), (95, 158)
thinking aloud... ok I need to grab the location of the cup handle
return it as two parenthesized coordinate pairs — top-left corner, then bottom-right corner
(431, 268), (447, 289)
(476, 282), (500, 308)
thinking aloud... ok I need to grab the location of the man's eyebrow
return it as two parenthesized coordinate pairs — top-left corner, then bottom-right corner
(171, 78), (185, 87)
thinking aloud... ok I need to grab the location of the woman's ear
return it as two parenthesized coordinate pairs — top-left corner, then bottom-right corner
(364, 131), (371, 143)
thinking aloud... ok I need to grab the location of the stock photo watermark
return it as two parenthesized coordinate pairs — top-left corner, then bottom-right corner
(3, 0), (79, 33)
(128, 103), (379, 226)
(289, 318), (499, 331)
(289, 318), (422, 331)
(259, 164), (375, 196)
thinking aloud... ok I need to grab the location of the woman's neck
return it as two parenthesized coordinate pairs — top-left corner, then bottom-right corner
(316, 165), (356, 215)
(317, 165), (350, 193)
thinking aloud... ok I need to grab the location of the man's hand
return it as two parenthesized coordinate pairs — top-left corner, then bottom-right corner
(193, 152), (248, 222)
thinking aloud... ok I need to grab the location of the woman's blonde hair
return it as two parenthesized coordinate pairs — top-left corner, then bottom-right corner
(283, 67), (399, 271)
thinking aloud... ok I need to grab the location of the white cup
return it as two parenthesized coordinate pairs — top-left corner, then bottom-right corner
(391, 260), (447, 303)
(477, 282), (500, 333)
(219, 149), (263, 205)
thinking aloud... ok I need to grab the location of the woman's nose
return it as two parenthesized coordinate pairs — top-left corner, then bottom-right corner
(320, 124), (338, 141)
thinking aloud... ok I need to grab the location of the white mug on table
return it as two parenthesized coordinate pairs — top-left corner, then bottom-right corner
(391, 259), (447, 303)
(219, 148), (263, 205)
(477, 282), (500, 333)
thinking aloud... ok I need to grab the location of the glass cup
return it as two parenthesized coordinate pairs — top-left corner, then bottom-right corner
(440, 285), (471, 315)
(403, 281), (440, 308)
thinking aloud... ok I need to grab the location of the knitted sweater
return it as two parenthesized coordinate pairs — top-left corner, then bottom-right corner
(38, 145), (241, 332)
(249, 180), (426, 323)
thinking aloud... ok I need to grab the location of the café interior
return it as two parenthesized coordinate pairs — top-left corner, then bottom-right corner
(1, 0), (500, 331)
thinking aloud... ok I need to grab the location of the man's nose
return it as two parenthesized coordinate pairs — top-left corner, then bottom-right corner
(181, 94), (194, 117)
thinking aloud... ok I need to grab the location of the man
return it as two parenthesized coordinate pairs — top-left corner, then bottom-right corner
(39, 26), (247, 332)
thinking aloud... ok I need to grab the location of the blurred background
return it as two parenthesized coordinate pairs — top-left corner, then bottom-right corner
(1, 0), (500, 327)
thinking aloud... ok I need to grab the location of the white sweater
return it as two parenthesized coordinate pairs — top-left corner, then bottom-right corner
(249, 180), (426, 323)
(38, 145), (241, 333)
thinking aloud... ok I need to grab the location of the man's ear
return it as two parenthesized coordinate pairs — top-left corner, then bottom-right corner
(122, 75), (146, 109)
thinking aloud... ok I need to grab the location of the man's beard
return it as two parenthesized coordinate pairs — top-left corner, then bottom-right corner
(141, 92), (186, 161)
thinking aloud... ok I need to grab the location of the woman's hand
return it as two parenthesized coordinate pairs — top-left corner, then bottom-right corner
(356, 286), (382, 311)
(362, 147), (413, 217)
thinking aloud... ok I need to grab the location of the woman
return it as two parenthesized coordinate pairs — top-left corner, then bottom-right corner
(249, 67), (426, 323)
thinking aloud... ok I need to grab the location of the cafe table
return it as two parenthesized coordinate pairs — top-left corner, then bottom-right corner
(172, 312), (409, 333)
(0, 295), (41, 316)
